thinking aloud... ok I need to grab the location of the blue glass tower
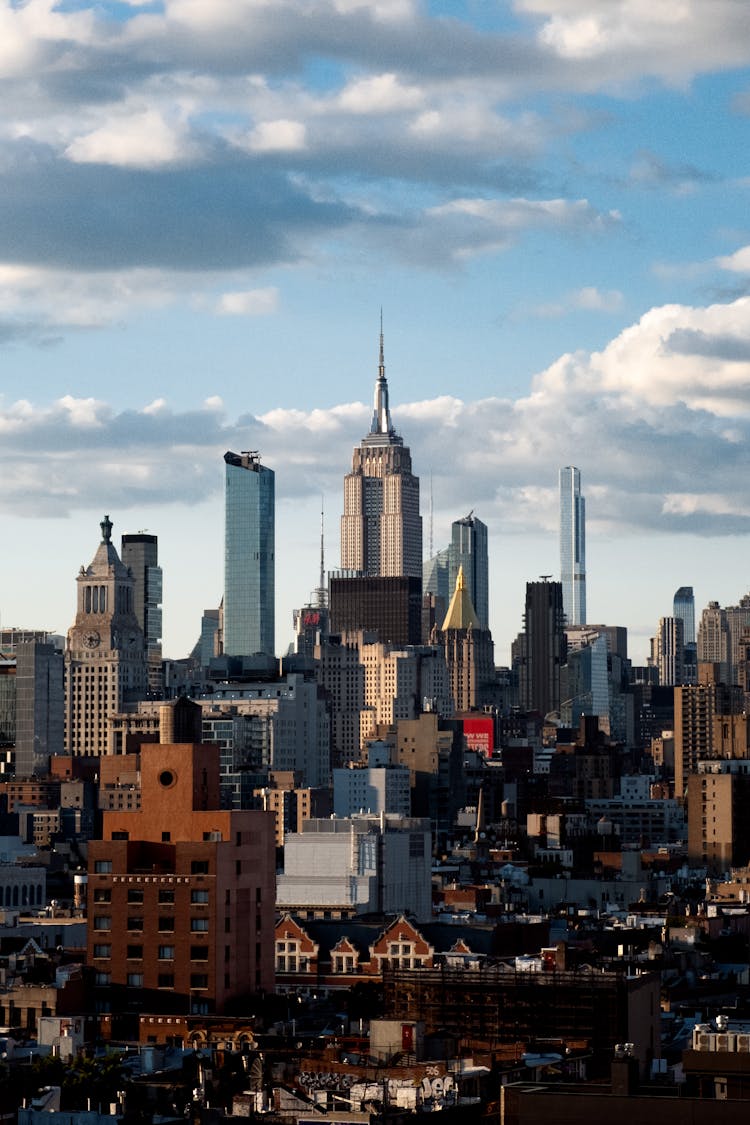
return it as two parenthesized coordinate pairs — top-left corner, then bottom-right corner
(223, 451), (275, 657)
(559, 466), (586, 626)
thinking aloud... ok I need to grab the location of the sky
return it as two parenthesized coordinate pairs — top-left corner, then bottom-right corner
(2, 1), (750, 667)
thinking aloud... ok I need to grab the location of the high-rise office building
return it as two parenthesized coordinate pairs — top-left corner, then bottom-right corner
(654, 616), (684, 687)
(516, 580), (566, 717)
(340, 327), (422, 578)
(434, 567), (494, 713)
(15, 642), (64, 776)
(329, 574), (422, 647)
(559, 466), (586, 626)
(223, 450), (275, 657)
(673, 586), (695, 646)
(64, 515), (147, 756)
(121, 533), (163, 696)
(448, 513), (489, 631)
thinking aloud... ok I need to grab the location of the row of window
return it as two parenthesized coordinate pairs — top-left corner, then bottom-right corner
(94, 916), (212, 932)
(95, 971), (209, 989)
(93, 944), (209, 961)
(93, 887), (209, 904)
(93, 860), (211, 875)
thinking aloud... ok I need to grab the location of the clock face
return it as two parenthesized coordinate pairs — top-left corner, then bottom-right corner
(83, 630), (101, 649)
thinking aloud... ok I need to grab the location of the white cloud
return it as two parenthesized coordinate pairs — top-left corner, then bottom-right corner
(338, 73), (424, 114)
(245, 118), (307, 153)
(717, 245), (750, 274)
(65, 109), (196, 169)
(217, 287), (279, 316)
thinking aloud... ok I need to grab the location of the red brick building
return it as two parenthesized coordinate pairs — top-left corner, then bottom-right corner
(87, 741), (276, 1021)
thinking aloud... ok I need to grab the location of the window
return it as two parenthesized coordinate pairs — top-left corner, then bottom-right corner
(191, 890), (209, 904)
(190, 974), (209, 989)
(127, 973), (144, 987)
(158, 945), (175, 960)
(94, 860), (112, 874)
(93, 889), (111, 903)
(191, 918), (209, 932)
(93, 944), (111, 958)
(162, 832), (171, 842)
(127, 917), (144, 932)
(127, 945), (143, 960)
(191, 860), (209, 875)
(127, 889), (144, 904)
(95, 971), (111, 986)
(157, 973), (174, 989)
(158, 916), (175, 932)
(190, 945), (208, 961)
(158, 889), (175, 904)
(94, 916), (111, 931)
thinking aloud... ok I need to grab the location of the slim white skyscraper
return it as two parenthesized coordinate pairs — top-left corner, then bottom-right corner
(559, 466), (586, 626)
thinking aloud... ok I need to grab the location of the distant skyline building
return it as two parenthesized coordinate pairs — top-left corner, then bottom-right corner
(559, 466), (586, 626)
(515, 580), (566, 717)
(653, 615), (684, 687)
(64, 515), (147, 756)
(223, 450), (275, 658)
(340, 325), (422, 578)
(15, 641), (64, 777)
(121, 532), (163, 694)
(673, 586), (695, 646)
(448, 513), (489, 632)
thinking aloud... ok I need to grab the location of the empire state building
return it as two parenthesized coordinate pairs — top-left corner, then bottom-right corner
(340, 328), (422, 578)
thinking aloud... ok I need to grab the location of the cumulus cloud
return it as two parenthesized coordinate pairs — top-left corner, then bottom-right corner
(4, 295), (750, 536)
(216, 286), (279, 316)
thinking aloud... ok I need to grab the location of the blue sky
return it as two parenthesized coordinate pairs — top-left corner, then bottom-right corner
(2, 0), (750, 666)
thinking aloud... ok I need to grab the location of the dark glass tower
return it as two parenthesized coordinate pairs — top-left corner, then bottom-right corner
(223, 451), (275, 657)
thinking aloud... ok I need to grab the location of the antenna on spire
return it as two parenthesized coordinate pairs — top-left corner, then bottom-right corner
(429, 470), (434, 560)
(379, 307), (385, 379)
(317, 497), (326, 608)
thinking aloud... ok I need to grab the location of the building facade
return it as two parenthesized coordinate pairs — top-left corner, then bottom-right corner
(121, 533), (163, 695)
(223, 450), (275, 658)
(15, 642), (64, 777)
(64, 515), (147, 756)
(87, 739), (276, 1019)
(448, 513), (489, 632)
(559, 466), (586, 626)
(340, 329), (422, 578)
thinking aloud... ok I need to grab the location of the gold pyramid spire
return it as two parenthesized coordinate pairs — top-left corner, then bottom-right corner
(441, 565), (480, 631)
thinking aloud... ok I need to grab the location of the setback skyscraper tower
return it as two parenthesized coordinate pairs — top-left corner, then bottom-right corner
(340, 325), (422, 578)
(223, 450), (275, 657)
(559, 466), (586, 626)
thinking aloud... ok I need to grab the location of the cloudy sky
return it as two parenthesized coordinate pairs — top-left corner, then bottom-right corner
(2, 0), (750, 666)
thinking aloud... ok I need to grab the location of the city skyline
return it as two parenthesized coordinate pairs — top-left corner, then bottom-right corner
(2, 3), (750, 665)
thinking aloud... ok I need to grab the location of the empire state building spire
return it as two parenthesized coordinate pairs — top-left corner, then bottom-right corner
(371, 310), (393, 435)
(341, 319), (422, 578)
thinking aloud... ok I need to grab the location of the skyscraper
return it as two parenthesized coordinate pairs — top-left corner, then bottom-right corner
(673, 586), (695, 646)
(448, 512), (489, 631)
(64, 515), (147, 756)
(223, 450), (275, 657)
(340, 326), (422, 578)
(121, 533), (163, 695)
(559, 466), (586, 626)
(516, 580), (567, 717)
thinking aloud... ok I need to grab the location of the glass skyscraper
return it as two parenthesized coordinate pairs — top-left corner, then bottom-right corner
(559, 466), (586, 626)
(449, 513), (489, 631)
(223, 451), (275, 657)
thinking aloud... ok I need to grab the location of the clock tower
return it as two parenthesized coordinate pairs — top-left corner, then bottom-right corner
(65, 515), (148, 755)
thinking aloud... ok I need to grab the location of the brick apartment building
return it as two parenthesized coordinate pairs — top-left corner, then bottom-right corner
(87, 739), (276, 1025)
